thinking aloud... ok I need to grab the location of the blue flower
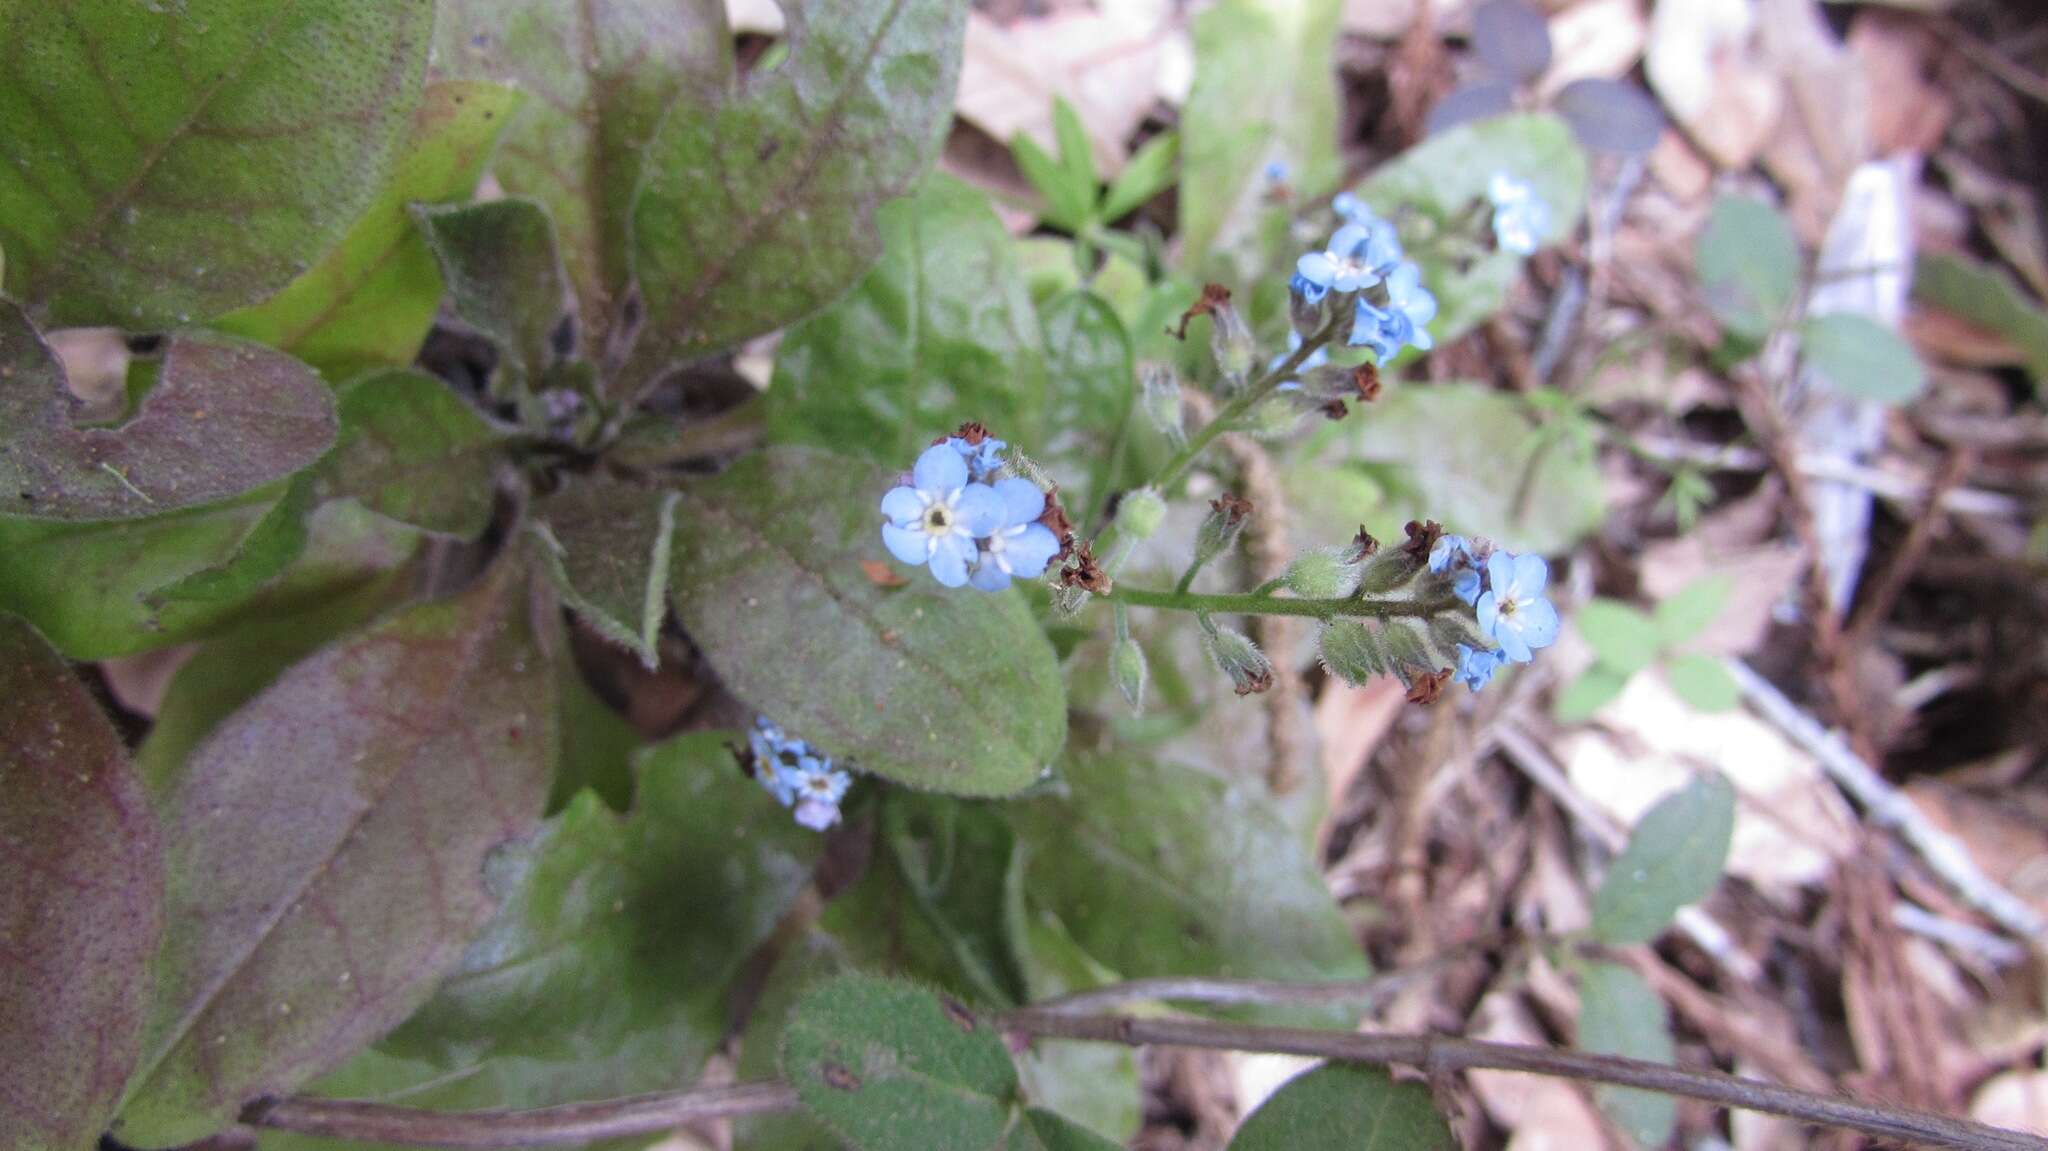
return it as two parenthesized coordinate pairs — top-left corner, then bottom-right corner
(749, 717), (808, 805)
(1454, 643), (1502, 691)
(1427, 534), (1470, 574)
(1332, 191), (1377, 225)
(1348, 262), (1437, 360)
(881, 444), (1008, 588)
(1453, 569), (1482, 605)
(780, 756), (852, 830)
(970, 478), (1063, 591)
(947, 434), (1007, 482)
(1263, 160), (1290, 185)
(1292, 220), (1402, 305)
(1487, 173), (1548, 257)
(1475, 552), (1560, 663)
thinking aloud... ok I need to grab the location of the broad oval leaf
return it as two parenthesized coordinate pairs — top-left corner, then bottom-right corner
(1038, 291), (1136, 519)
(533, 473), (680, 669)
(1576, 599), (1661, 675)
(1356, 113), (1588, 345)
(629, 0), (968, 376)
(322, 370), (503, 540)
(259, 733), (823, 1151)
(1800, 311), (1928, 406)
(1697, 194), (1801, 342)
(1007, 1109), (1124, 1151)
(766, 175), (1047, 468)
(1663, 653), (1741, 713)
(0, 301), (337, 522)
(433, 0), (735, 354)
(114, 560), (555, 1148)
(0, 615), (165, 1151)
(411, 198), (571, 395)
(1012, 750), (1371, 1028)
(1591, 773), (1737, 945)
(1422, 80), (1517, 138)
(780, 974), (1019, 1151)
(665, 447), (1067, 796)
(1471, 0), (1553, 83)
(1553, 77), (1665, 157)
(1578, 961), (1678, 1148)
(0, 1), (434, 327)
(212, 81), (521, 381)
(1227, 1064), (1456, 1150)
(1651, 575), (1730, 647)
(1553, 666), (1628, 723)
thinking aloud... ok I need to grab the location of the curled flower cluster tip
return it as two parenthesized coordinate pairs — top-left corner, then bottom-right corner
(880, 431), (1062, 591)
(1289, 195), (1438, 362)
(747, 717), (851, 831)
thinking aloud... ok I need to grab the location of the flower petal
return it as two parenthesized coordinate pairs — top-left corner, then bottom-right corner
(880, 485), (925, 524)
(913, 442), (967, 493)
(1512, 553), (1549, 597)
(952, 482), (1007, 538)
(993, 477), (1046, 527)
(1296, 250), (1338, 285)
(1516, 597), (1559, 650)
(1330, 222), (1372, 257)
(1486, 551), (1517, 598)
(1453, 569), (1482, 605)
(968, 560), (1012, 592)
(881, 522), (932, 565)
(929, 535), (973, 587)
(1496, 620), (1533, 663)
(1003, 524), (1062, 578)
(1476, 590), (1500, 637)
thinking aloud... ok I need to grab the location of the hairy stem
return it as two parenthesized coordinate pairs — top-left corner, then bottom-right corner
(1110, 584), (1458, 621)
(243, 1082), (799, 1149)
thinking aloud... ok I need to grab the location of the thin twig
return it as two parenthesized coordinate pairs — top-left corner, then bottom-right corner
(1000, 1010), (2047, 1151)
(243, 1082), (800, 1149)
(1846, 447), (1977, 651)
(1726, 657), (2048, 947)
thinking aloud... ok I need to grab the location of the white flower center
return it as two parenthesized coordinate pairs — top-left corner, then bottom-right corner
(920, 495), (957, 537)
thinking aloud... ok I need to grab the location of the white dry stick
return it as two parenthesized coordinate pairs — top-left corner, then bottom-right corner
(1492, 721), (1766, 984)
(1726, 658), (2048, 948)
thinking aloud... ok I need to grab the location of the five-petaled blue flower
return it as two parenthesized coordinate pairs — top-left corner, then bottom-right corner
(1292, 220), (1401, 305)
(947, 434), (1008, 482)
(1476, 552), (1560, 663)
(1349, 261), (1438, 360)
(1454, 643), (1502, 691)
(1487, 173), (1548, 257)
(971, 478), (1063, 591)
(881, 444), (1007, 588)
(750, 716), (853, 831)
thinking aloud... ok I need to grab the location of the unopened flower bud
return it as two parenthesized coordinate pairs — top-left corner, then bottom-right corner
(1318, 618), (1388, 686)
(1283, 547), (1360, 599)
(1111, 635), (1148, 713)
(1210, 303), (1255, 388)
(1118, 487), (1167, 541)
(1205, 626), (1274, 695)
(1139, 361), (1186, 446)
(1290, 286), (1325, 339)
(1192, 492), (1252, 572)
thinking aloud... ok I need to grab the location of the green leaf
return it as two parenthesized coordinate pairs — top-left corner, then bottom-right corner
(115, 559), (555, 1148)
(0, 301), (337, 522)
(1311, 382), (1605, 554)
(549, 660), (643, 814)
(1038, 291), (1136, 518)
(1577, 599), (1661, 674)
(411, 198), (571, 395)
(1651, 576), (1730, 647)
(1577, 962), (1678, 1148)
(532, 474), (679, 670)
(322, 369), (504, 539)
(1007, 1108), (1124, 1151)
(0, 615), (165, 1151)
(213, 81), (520, 380)
(0, 1), (434, 327)
(1227, 1064), (1456, 1150)
(1914, 250), (2048, 388)
(780, 974), (1019, 1151)
(1008, 892), (1141, 1141)
(1012, 751), (1371, 1028)
(267, 733), (823, 1151)
(1100, 131), (1179, 223)
(1663, 653), (1741, 713)
(1355, 114), (1588, 346)
(1019, 237), (1084, 304)
(142, 476), (316, 606)
(628, 0), (966, 378)
(1799, 312), (1928, 405)
(1697, 195), (1801, 341)
(1013, 132), (1096, 233)
(1052, 98), (1098, 192)
(766, 175), (1046, 466)
(433, 0), (734, 354)
(666, 447), (1066, 796)
(1552, 666), (1628, 723)
(1181, 0), (1342, 265)
(880, 793), (1030, 1005)
(0, 498), (419, 660)
(1590, 773), (1737, 946)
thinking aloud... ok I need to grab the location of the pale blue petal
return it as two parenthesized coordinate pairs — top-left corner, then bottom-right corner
(929, 535), (972, 587)
(968, 561), (1012, 592)
(882, 523), (931, 565)
(1297, 251), (1338, 285)
(1496, 619), (1534, 663)
(1330, 222), (1372, 256)
(1406, 284), (1439, 327)
(953, 483), (1007, 537)
(1476, 590), (1500, 637)
(1517, 597), (1560, 649)
(1487, 551), (1517, 598)
(1512, 553), (1549, 597)
(913, 443), (966, 493)
(994, 477), (1046, 527)
(1453, 569), (1482, 605)
(1004, 524), (1062, 578)
(880, 485), (924, 524)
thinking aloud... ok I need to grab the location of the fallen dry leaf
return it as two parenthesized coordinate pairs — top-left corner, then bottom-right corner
(1847, 11), (1953, 155)
(1972, 1070), (2048, 1136)
(1537, 0), (1647, 99)
(858, 559), (908, 588)
(1646, 0), (1783, 169)
(1468, 990), (1617, 1151)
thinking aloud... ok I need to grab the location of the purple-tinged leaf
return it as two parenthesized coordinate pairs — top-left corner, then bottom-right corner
(0, 301), (337, 523)
(1423, 81), (1518, 137)
(0, 614), (165, 1151)
(1471, 0), (1553, 84)
(113, 560), (556, 1148)
(1554, 78), (1665, 157)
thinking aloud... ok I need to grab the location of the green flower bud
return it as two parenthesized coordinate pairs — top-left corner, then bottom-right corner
(1118, 487), (1167, 541)
(1111, 635), (1148, 714)
(1191, 493), (1253, 573)
(1283, 547), (1360, 599)
(1210, 303), (1255, 388)
(1318, 618), (1388, 686)
(1204, 625), (1274, 696)
(1381, 618), (1430, 673)
(1139, 361), (1186, 446)
(1355, 546), (1423, 593)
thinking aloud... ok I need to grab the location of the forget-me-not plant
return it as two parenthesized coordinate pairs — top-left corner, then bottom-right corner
(881, 443), (1008, 588)
(1475, 551), (1561, 663)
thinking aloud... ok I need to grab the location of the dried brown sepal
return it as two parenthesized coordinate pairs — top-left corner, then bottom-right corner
(1167, 282), (1234, 341)
(1405, 667), (1453, 705)
(1320, 399), (1349, 421)
(1235, 665), (1276, 696)
(1039, 500), (1076, 561)
(1352, 525), (1380, 557)
(1352, 362), (1382, 402)
(1402, 519), (1443, 560)
(1059, 543), (1111, 594)
(1210, 492), (1254, 525)
(952, 420), (993, 445)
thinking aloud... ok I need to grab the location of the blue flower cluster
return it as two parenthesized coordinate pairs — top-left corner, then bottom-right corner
(1486, 173), (1548, 256)
(747, 717), (851, 831)
(881, 436), (1062, 591)
(1429, 535), (1561, 689)
(1290, 194), (1439, 362)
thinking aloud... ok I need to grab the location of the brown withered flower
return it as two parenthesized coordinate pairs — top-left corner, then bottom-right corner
(1405, 668), (1453, 705)
(1402, 519), (1443, 560)
(1167, 282), (1234, 341)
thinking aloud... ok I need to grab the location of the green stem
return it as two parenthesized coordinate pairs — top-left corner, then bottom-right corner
(1109, 584), (1457, 622)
